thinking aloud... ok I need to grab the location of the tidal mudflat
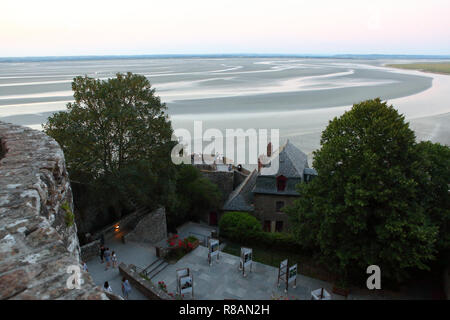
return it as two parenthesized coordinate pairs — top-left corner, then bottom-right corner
(1, 58), (449, 160)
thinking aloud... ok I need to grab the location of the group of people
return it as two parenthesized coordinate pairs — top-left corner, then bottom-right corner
(100, 245), (118, 270)
(103, 277), (132, 299)
(99, 245), (132, 299)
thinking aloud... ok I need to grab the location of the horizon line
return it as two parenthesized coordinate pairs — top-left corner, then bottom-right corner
(1, 53), (450, 62)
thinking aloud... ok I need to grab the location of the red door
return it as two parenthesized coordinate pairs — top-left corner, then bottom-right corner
(209, 211), (218, 226)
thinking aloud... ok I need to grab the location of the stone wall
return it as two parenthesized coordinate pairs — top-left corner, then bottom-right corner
(80, 239), (101, 263)
(0, 122), (106, 300)
(124, 207), (167, 244)
(253, 193), (298, 232)
(89, 207), (150, 243)
(119, 263), (172, 300)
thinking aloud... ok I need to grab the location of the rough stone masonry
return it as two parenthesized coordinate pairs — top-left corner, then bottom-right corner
(0, 122), (106, 300)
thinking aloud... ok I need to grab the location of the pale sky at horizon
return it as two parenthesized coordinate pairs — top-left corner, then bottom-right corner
(1, 0), (450, 57)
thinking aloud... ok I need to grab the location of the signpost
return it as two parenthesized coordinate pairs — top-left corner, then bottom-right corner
(208, 239), (220, 266)
(239, 247), (253, 277)
(311, 288), (331, 300)
(176, 268), (194, 298)
(277, 259), (297, 292)
(288, 264), (297, 290)
(277, 259), (288, 288)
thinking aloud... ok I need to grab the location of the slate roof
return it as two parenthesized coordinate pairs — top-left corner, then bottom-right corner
(252, 175), (302, 196)
(222, 141), (316, 210)
(304, 168), (318, 176)
(260, 140), (309, 178)
(222, 169), (258, 212)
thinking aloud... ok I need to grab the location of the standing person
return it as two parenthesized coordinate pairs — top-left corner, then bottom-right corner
(104, 247), (111, 270)
(111, 251), (117, 268)
(99, 245), (106, 263)
(82, 261), (88, 272)
(121, 277), (131, 300)
(103, 281), (113, 293)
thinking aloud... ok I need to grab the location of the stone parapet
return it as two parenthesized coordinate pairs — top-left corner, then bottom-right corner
(119, 263), (172, 300)
(0, 122), (106, 300)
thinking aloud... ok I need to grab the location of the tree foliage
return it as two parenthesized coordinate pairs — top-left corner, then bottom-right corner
(286, 98), (444, 283)
(44, 72), (174, 183)
(44, 73), (220, 228)
(414, 141), (450, 257)
(219, 211), (262, 242)
(167, 165), (222, 228)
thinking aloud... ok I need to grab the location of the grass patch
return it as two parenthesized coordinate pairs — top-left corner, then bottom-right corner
(221, 240), (336, 283)
(387, 62), (450, 75)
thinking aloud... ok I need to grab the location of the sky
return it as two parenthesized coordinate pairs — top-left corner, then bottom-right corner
(1, 0), (450, 57)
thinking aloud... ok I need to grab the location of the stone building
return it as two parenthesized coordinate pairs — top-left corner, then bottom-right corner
(192, 155), (249, 226)
(222, 141), (317, 232)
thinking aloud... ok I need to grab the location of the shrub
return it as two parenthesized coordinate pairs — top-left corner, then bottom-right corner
(219, 212), (303, 251)
(62, 201), (75, 227)
(255, 231), (299, 249)
(219, 212), (262, 243)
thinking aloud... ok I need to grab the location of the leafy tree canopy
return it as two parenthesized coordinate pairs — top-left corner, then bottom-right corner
(414, 141), (450, 257)
(45, 73), (221, 230)
(44, 72), (174, 183)
(286, 98), (443, 283)
(167, 164), (222, 228)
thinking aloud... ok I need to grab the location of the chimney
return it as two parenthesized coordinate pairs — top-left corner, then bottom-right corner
(267, 142), (272, 157)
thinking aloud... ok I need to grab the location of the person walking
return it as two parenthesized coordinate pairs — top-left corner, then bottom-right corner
(121, 277), (131, 300)
(99, 245), (106, 263)
(103, 281), (113, 293)
(104, 247), (111, 270)
(111, 251), (117, 268)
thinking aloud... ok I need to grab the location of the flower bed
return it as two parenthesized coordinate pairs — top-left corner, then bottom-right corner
(166, 234), (199, 262)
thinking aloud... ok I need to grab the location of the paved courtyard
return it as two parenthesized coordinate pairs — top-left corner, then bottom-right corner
(152, 245), (345, 300)
(86, 224), (433, 300)
(85, 234), (158, 299)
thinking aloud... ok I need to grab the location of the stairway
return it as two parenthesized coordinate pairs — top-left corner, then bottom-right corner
(142, 258), (169, 280)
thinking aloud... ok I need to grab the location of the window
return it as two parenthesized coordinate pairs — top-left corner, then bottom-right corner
(275, 221), (283, 232)
(263, 220), (271, 232)
(276, 175), (287, 191)
(276, 201), (285, 213)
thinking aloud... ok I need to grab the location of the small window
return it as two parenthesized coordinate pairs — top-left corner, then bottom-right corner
(276, 175), (287, 191)
(263, 220), (271, 232)
(275, 221), (283, 232)
(276, 201), (285, 213)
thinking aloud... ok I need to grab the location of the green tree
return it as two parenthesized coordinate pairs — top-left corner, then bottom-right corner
(286, 98), (438, 283)
(44, 72), (176, 211)
(415, 141), (450, 259)
(167, 165), (222, 228)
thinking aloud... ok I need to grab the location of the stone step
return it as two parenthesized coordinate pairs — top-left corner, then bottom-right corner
(143, 258), (163, 273)
(149, 261), (169, 280)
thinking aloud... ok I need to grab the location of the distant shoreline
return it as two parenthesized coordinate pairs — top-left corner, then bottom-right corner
(387, 63), (450, 75)
(1, 54), (450, 63)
